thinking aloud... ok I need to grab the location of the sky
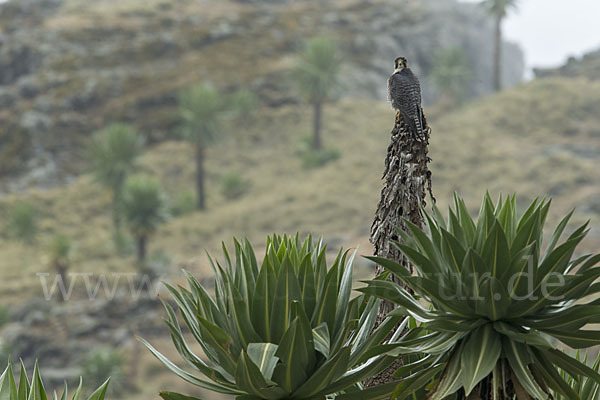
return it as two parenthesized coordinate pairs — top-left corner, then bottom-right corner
(460, 0), (600, 75)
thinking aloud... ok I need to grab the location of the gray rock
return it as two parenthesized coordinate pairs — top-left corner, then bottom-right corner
(0, 294), (167, 383)
(0, 41), (42, 85)
(12, 298), (53, 323)
(23, 310), (48, 326)
(20, 110), (52, 132)
(71, 315), (103, 336)
(17, 75), (42, 98)
(0, 88), (16, 108)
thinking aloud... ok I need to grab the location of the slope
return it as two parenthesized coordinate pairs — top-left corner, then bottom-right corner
(0, 77), (599, 302)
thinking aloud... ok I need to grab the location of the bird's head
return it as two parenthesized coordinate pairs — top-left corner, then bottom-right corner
(394, 56), (408, 73)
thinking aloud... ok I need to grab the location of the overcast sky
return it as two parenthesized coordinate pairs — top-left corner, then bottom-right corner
(460, 0), (600, 74)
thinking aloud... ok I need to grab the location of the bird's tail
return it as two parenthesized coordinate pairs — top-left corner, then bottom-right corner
(414, 106), (424, 137)
(399, 110), (422, 138)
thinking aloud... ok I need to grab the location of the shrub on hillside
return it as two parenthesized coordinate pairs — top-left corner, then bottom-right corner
(170, 190), (196, 217)
(82, 347), (125, 397)
(231, 88), (258, 120)
(219, 171), (249, 200)
(146, 249), (172, 277)
(297, 134), (340, 168)
(301, 147), (340, 168)
(111, 229), (135, 256)
(6, 203), (37, 243)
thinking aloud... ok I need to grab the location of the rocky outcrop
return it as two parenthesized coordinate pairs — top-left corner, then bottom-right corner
(0, 40), (43, 85)
(534, 48), (600, 80)
(0, 0), (524, 188)
(341, 0), (524, 102)
(1, 294), (166, 388)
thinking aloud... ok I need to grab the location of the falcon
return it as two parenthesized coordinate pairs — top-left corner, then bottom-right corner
(388, 56), (424, 138)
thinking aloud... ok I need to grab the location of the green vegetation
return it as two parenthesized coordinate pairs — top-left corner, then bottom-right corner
(82, 348), (125, 397)
(0, 344), (9, 367)
(84, 123), (144, 232)
(220, 171), (250, 200)
(0, 84), (599, 397)
(47, 234), (72, 263)
(47, 234), (72, 301)
(0, 75), (599, 302)
(297, 133), (341, 168)
(178, 84), (228, 210)
(430, 47), (472, 105)
(111, 229), (135, 256)
(295, 37), (342, 150)
(301, 146), (341, 169)
(0, 361), (109, 400)
(177, 85), (258, 208)
(554, 352), (600, 399)
(231, 89), (259, 121)
(146, 249), (171, 277)
(481, 0), (520, 90)
(1, 1), (599, 399)
(170, 191), (197, 217)
(362, 194), (600, 399)
(6, 203), (37, 244)
(0, 305), (8, 327)
(0, 77), (599, 301)
(143, 235), (401, 400)
(121, 176), (169, 264)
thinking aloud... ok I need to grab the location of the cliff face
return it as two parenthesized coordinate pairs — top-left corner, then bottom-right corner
(0, 0), (524, 188)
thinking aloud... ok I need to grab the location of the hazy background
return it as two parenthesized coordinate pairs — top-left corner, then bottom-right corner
(461, 0), (600, 73)
(0, 0), (599, 398)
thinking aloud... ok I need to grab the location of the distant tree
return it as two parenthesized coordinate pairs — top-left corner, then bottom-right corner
(121, 176), (168, 265)
(294, 37), (342, 150)
(430, 47), (472, 105)
(85, 123), (143, 232)
(178, 84), (227, 210)
(482, 0), (519, 91)
(47, 234), (72, 302)
(7, 203), (37, 244)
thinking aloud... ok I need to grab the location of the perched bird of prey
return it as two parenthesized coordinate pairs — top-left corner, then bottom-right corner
(388, 56), (424, 138)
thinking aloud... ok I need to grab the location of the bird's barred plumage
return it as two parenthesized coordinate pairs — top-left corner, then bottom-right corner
(388, 57), (424, 138)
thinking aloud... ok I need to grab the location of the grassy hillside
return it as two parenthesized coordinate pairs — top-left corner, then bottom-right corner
(0, 0), (524, 179)
(1, 77), (599, 303)
(2, 2), (598, 399)
(0, 75), (599, 400)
